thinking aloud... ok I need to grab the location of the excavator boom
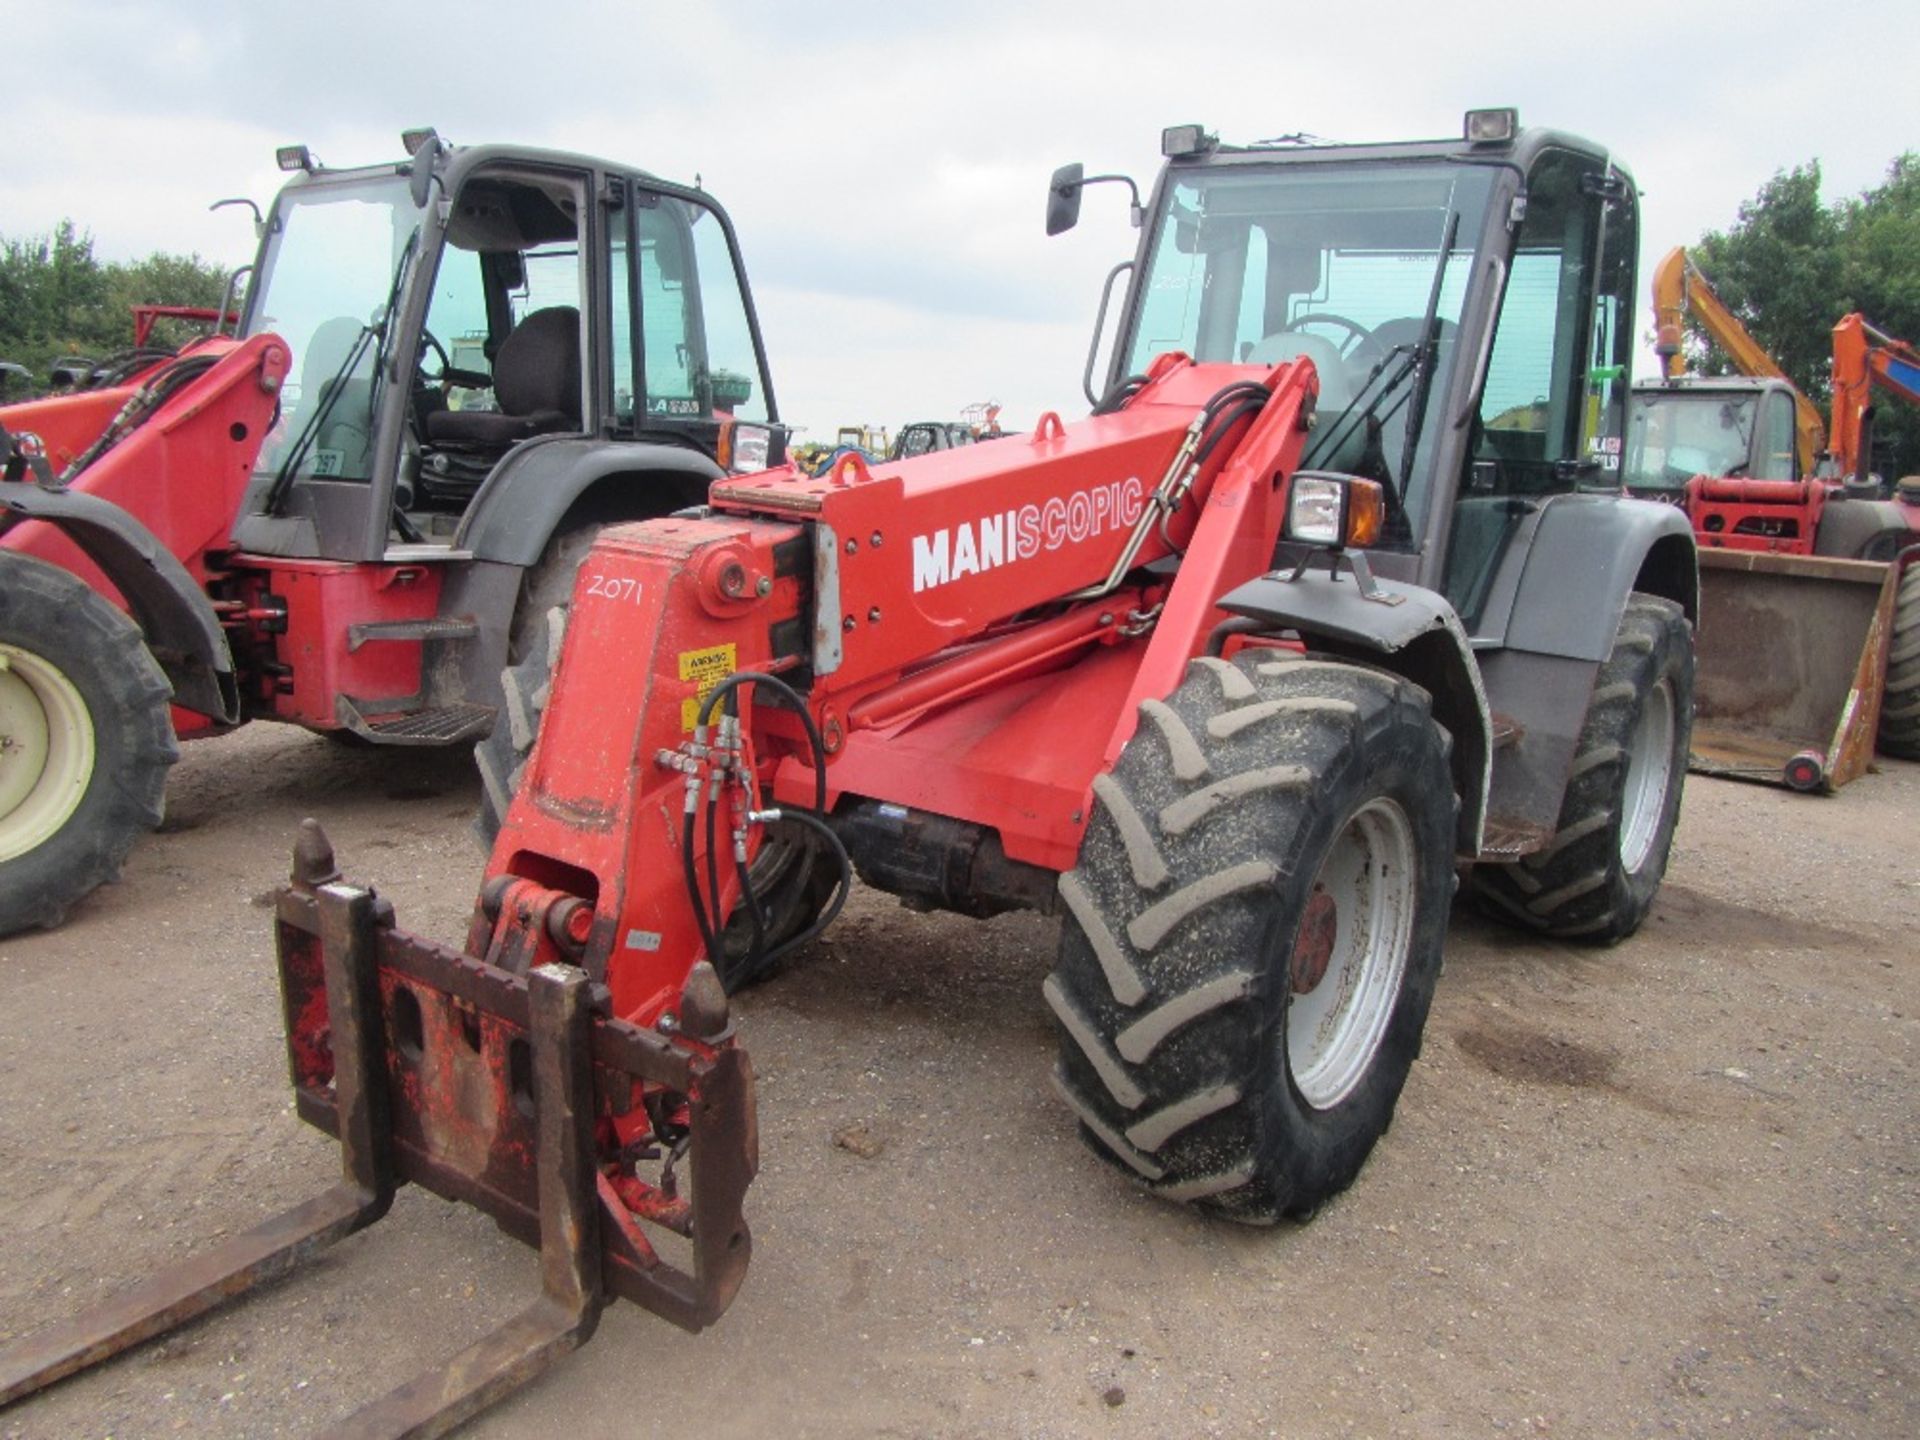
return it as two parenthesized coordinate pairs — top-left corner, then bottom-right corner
(1650, 246), (1826, 474)
(1829, 312), (1920, 483)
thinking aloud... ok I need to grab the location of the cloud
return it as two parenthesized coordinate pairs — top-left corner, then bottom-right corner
(4, 0), (1913, 429)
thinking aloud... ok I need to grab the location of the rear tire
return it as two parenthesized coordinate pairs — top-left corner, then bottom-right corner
(508, 524), (607, 666)
(0, 553), (177, 936)
(475, 605), (565, 848)
(1876, 561), (1920, 761)
(1048, 654), (1454, 1224)
(1472, 593), (1691, 943)
(479, 520), (616, 836)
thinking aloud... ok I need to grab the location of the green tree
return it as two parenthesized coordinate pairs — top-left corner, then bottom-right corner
(1686, 154), (1920, 478)
(1, 221), (231, 391)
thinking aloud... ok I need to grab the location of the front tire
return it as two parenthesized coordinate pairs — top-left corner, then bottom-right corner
(1472, 593), (1692, 943)
(0, 553), (177, 935)
(1048, 655), (1454, 1224)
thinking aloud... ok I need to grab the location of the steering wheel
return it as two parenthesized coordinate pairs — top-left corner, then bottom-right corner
(417, 327), (452, 382)
(1281, 313), (1384, 366)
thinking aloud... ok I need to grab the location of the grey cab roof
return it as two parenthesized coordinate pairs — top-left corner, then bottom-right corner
(1171, 124), (1633, 191)
(275, 141), (671, 195)
(1632, 376), (1784, 394)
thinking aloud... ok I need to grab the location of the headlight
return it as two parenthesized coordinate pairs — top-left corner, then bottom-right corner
(1284, 472), (1385, 549)
(730, 424), (772, 474)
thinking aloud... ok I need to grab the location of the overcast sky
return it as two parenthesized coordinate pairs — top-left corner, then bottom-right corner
(4, 0), (1914, 438)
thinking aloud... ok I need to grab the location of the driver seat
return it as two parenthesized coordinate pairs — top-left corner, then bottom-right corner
(426, 306), (582, 449)
(1246, 331), (1364, 470)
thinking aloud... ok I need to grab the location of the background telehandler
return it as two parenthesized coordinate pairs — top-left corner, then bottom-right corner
(0, 132), (785, 936)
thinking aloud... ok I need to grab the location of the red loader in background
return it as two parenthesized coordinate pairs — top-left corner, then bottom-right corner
(1625, 248), (1920, 787)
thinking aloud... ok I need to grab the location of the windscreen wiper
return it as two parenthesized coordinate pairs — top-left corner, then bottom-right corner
(367, 231), (420, 421)
(262, 321), (377, 516)
(1301, 206), (1462, 488)
(263, 235), (417, 517)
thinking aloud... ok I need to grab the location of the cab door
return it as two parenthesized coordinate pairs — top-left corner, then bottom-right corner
(1441, 149), (1637, 631)
(616, 181), (784, 468)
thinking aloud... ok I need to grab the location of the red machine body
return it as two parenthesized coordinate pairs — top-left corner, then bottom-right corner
(0, 315), (234, 475)
(481, 354), (1315, 1032)
(2, 339), (283, 589)
(1, 385), (138, 477)
(1684, 474), (1827, 556)
(1, 332), (488, 738)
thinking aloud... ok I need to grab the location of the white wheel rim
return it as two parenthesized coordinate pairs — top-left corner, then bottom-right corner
(0, 643), (96, 863)
(1619, 679), (1674, 875)
(1286, 797), (1416, 1110)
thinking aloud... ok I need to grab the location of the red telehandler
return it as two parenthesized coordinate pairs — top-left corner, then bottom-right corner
(1624, 247), (1920, 787)
(0, 112), (1698, 1435)
(0, 132), (787, 935)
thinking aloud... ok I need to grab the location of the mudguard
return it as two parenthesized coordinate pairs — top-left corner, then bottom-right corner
(1499, 494), (1697, 661)
(0, 482), (238, 722)
(1813, 495), (1918, 563)
(1217, 566), (1491, 857)
(455, 437), (723, 567)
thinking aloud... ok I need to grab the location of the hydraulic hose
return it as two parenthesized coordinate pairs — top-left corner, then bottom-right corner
(683, 669), (850, 978)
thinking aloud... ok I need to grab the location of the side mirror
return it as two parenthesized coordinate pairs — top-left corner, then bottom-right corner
(409, 136), (445, 208)
(1046, 163), (1084, 237)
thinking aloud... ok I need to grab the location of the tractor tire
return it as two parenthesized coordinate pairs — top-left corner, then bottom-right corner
(475, 604), (565, 848)
(1472, 594), (1691, 944)
(1048, 655), (1454, 1224)
(0, 553), (177, 936)
(477, 522), (617, 833)
(1875, 561), (1920, 761)
(509, 523), (609, 666)
(474, 603), (833, 993)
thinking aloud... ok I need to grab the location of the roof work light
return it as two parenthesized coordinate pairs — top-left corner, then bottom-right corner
(1463, 108), (1518, 145)
(1161, 124), (1217, 158)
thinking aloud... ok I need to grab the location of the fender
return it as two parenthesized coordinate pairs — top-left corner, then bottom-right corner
(454, 437), (723, 567)
(1500, 494), (1697, 661)
(1470, 495), (1694, 856)
(0, 482), (238, 722)
(1812, 495), (1918, 563)
(1216, 566), (1491, 857)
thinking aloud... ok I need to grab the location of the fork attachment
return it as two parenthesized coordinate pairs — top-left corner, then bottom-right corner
(0, 834), (755, 1438)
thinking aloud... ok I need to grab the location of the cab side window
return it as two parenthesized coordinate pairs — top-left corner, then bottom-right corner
(626, 191), (769, 425)
(1758, 390), (1797, 478)
(1445, 151), (1635, 629)
(1469, 151), (1632, 490)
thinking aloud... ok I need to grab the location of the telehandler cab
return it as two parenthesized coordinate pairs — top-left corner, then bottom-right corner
(1, 112), (1698, 1436)
(0, 132), (784, 936)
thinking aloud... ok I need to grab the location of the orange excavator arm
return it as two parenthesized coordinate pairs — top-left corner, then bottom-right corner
(1829, 312), (1920, 482)
(1651, 246), (1826, 474)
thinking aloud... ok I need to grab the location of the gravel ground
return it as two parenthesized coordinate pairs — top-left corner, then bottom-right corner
(0, 724), (1914, 1439)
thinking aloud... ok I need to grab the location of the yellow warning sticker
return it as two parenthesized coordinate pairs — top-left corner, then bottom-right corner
(678, 642), (737, 730)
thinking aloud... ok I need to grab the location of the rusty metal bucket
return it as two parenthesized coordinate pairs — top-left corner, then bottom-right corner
(1689, 548), (1899, 791)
